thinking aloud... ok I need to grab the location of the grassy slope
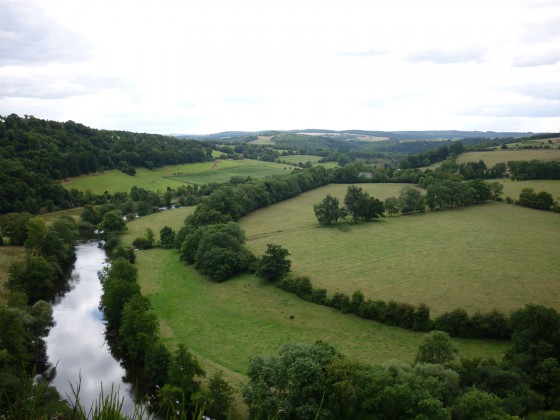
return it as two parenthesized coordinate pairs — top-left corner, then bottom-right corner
(239, 184), (560, 316)
(136, 249), (508, 383)
(499, 179), (560, 202)
(120, 206), (195, 247)
(62, 159), (295, 194)
(458, 149), (560, 167)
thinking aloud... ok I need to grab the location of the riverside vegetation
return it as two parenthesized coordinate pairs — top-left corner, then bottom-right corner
(1, 115), (560, 418)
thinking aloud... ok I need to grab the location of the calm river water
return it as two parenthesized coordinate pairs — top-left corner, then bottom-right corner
(45, 241), (141, 414)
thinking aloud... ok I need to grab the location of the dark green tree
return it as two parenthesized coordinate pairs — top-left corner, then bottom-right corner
(119, 295), (159, 363)
(344, 185), (368, 223)
(313, 194), (344, 225)
(243, 341), (337, 419)
(7, 255), (58, 303)
(145, 343), (171, 391)
(159, 226), (176, 249)
(257, 244), (291, 282)
(168, 344), (205, 398)
(398, 187), (426, 214)
(206, 370), (235, 420)
(415, 330), (458, 365)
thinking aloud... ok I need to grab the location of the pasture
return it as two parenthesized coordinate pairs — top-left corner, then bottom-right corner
(239, 184), (560, 316)
(457, 149), (560, 167)
(62, 159), (295, 194)
(506, 137), (560, 150)
(277, 154), (323, 164)
(499, 179), (560, 202)
(120, 206), (195, 247)
(136, 248), (508, 389)
(277, 154), (339, 168)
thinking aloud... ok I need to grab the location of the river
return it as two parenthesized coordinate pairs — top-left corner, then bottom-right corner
(45, 241), (142, 414)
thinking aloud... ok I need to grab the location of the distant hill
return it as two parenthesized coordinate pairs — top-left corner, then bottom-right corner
(178, 129), (536, 142)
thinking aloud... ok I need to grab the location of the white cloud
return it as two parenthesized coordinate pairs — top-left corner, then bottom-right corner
(0, 0), (559, 133)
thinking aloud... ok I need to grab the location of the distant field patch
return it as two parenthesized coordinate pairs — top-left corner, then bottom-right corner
(507, 137), (560, 150)
(62, 159), (293, 194)
(458, 150), (560, 167)
(249, 135), (274, 144)
(498, 179), (560, 202)
(239, 184), (560, 316)
(168, 159), (294, 185)
(278, 155), (323, 165)
(120, 206), (195, 247)
(136, 249), (508, 385)
(276, 155), (338, 168)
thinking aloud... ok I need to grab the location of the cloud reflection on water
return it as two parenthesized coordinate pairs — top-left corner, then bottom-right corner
(45, 243), (138, 413)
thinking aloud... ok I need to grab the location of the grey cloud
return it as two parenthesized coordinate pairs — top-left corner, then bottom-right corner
(0, 73), (129, 100)
(512, 49), (560, 67)
(0, 0), (89, 66)
(514, 82), (560, 101)
(406, 46), (486, 64)
(521, 15), (560, 43)
(460, 100), (560, 118)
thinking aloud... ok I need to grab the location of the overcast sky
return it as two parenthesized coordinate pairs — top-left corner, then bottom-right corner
(1, 0), (559, 134)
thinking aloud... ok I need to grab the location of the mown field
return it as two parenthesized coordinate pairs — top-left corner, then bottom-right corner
(498, 179), (560, 202)
(457, 149), (560, 167)
(135, 248), (508, 394)
(277, 154), (339, 168)
(239, 184), (560, 316)
(62, 159), (295, 194)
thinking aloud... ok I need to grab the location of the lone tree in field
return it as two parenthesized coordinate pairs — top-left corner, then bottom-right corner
(313, 194), (345, 225)
(415, 330), (458, 365)
(257, 244), (291, 282)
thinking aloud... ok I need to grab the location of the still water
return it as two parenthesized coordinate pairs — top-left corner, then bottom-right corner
(45, 241), (141, 414)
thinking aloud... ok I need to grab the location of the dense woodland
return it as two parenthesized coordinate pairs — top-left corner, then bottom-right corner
(0, 114), (212, 214)
(1, 116), (560, 418)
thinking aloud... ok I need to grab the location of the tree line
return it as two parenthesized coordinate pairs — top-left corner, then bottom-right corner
(0, 215), (83, 416)
(276, 274), (511, 340)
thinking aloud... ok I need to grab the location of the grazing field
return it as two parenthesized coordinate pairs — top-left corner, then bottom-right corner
(498, 179), (560, 202)
(457, 149), (560, 167)
(249, 135), (274, 144)
(62, 159), (295, 194)
(278, 154), (323, 164)
(136, 249), (508, 387)
(506, 137), (560, 150)
(277, 154), (339, 168)
(120, 206), (195, 247)
(239, 184), (560, 316)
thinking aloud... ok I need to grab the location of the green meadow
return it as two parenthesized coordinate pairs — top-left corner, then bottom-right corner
(239, 184), (560, 316)
(62, 159), (295, 194)
(278, 154), (339, 168)
(120, 206), (195, 247)
(457, 149), (560, 167)
(498, 179), (560, 202)
(505, 137), (560, 150)
(135, 248), (508, 387)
